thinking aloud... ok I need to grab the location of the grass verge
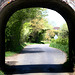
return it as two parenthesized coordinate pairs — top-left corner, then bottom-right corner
(5, 42), (44, 57)
(50, 42), (75, 68)
(5, 43), (26, 57)
(50, 42), (69, 57)
(0, 70), (4, 75)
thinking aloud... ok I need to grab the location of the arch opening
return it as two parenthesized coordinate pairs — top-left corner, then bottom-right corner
(0, 0), (75, 73)
(5, 7), (69, 64)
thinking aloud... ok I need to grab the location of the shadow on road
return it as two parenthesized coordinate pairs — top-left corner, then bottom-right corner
(5, 46), (74, 74)
(5, 63), (73, 74)
(21, 48), (45, 54)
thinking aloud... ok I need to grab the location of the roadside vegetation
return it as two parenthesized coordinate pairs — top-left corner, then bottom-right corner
(5, 8), (53, 57)
(5, 8), (69, 60)
(5, 7), (75, 70)
(50, 24), (69, 58)
(0, 70), (4, 75)
(50, 38), (69, 57)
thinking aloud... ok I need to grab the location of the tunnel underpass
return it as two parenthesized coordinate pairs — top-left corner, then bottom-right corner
(0, 0), (75, 74)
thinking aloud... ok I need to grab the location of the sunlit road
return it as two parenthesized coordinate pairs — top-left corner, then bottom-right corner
(16, 44), (67, 65)
(7, 44), (69, 75)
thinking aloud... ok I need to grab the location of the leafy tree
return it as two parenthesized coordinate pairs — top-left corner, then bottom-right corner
(5, 8), (48, 51)
(58, 23), (69, 38)
(53, 30), (59, 35)
(20, 22), (32, 43)
(44, 30), (55, 41)
(28, 18), (47, 43)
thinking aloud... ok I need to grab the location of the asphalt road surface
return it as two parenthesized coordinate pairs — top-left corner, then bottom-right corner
(16, 44), (67, 65)
(6, 44), (69, 75)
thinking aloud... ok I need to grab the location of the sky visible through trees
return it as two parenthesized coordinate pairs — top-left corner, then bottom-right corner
(44, 9), (67, 27)
(5, 8), (69, 58)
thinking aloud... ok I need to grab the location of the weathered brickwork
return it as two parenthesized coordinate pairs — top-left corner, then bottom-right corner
(0, 0), (15, 11)
(0, 0), (75, 11)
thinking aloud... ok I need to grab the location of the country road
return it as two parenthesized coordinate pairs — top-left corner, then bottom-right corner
(16, 44), (67, 65)
(5, 44), (70, 75)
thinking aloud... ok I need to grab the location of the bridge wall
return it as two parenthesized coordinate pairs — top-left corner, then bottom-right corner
(0, 0), (75, 72)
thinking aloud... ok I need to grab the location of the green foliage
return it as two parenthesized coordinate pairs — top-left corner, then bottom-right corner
(5, 43), (26, 57)
(20, 22), (32, 42)
(41, 41), (50, 44)
(58, 23), (69, 38)
(50, 38), (55, 42)
(44, 30), (55, 41)
(50, 42), (69, 56)
(50, 37), (69, 46)
(53, 30), (59, 35)
(55, 37), (68, 45)
(28, 18), (47, 43)
(43, 19), (53, 30)
(50, 37), (69, 58)
(0, 70), (4, 75)
(5, 51), (16, 57)
(50, 23), (69, 61)
(5, 8), (50, 55)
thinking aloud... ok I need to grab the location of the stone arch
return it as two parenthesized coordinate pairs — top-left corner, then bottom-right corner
(0, 0), (75, 71)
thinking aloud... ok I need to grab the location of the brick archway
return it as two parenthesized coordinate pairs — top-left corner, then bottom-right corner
(0, 0), (75, 72)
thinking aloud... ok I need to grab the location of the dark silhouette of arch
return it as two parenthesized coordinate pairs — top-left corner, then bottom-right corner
(0, 0), (75, 73)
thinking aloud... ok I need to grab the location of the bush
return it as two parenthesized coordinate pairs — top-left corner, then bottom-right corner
(50, 39), (55, 42)
(50, 42), (69, 57)
(5, 43), (26, 57)
(0, 70), (4, 75)
(50, 37), (69, 58)
(55, 38), (68, 45)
